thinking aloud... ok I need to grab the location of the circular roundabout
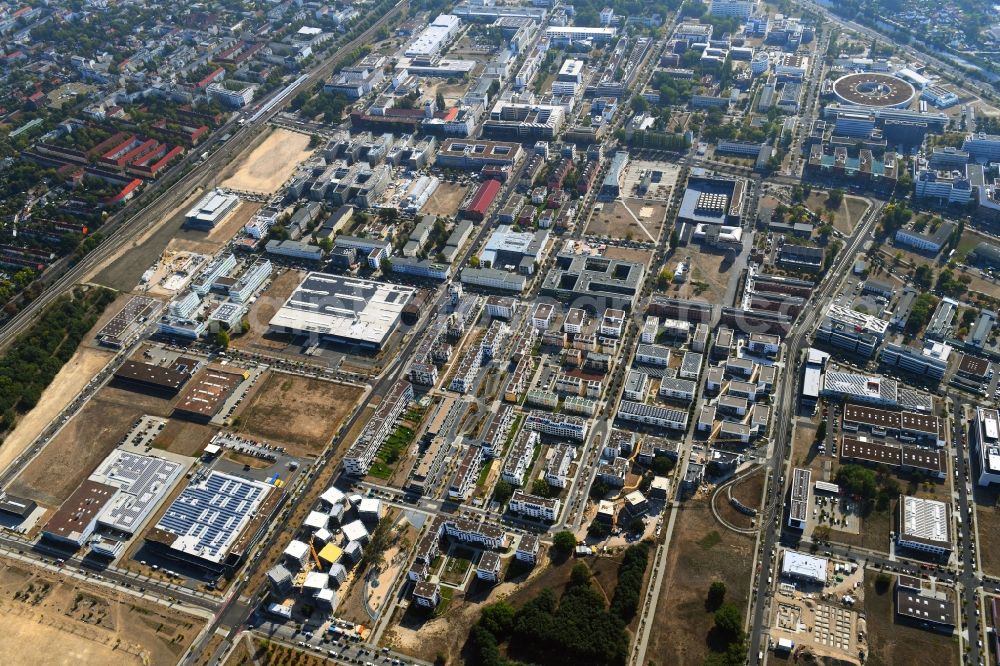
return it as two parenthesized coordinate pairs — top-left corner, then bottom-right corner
(832, 72), (915, 108)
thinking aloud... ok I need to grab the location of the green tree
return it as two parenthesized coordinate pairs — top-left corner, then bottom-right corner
(713, 602), (744, 641)
(913, 264), (934, 289)
(627, 517), (645, 534)
(492, 479), (515, 505)
(436, 92), (446, 110)
(590, 479), (610, 499)
(478, 601), (516, 638)
(706, 581), (726, 611)
(825, 188), (844, 209)
(651, 455), (675, 475)
(553, 530), (577, 552)
(570, 563), (592, 586)
(588, 521), (611, 539)
(815, 421), (827, 442)
(531, 478), (554, 498)
(215, 329), (230, 349)
(379, 257), (392, 274)
(835, 464), (878, 501)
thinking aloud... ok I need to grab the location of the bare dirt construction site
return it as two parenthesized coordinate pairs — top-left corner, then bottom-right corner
(232, 371), (363, 455)
(220, 128), (313, 195)
(8, 385), (173, 508)
(0, 558), (199, 666)
(420, 182), (469, 217)
(675, 248), (737, 304)
(585, 199), (668, 243)
(863, 573), (957, 666)
(648, 497), (755, 665)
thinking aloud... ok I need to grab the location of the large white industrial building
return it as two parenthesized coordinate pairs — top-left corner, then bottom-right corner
(405, 14), (461, 57)
(268, 272), (416, 349)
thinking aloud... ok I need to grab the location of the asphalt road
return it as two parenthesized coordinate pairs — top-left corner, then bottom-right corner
(747, 199), (885, 663)
(951, 394), (982, 665)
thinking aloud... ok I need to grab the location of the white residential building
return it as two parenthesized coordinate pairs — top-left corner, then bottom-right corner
(509, 490), (561, 522)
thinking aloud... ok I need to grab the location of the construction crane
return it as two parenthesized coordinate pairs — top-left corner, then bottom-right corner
(309, 535), (324, 571)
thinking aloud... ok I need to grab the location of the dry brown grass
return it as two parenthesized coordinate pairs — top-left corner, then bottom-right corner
(220, 128), (314, 195)
(231, 372), (363, 456)
(647, 498), (755, 665)
(0, 557), (200, 666)
(420, 182), (470, 217)
(863, 572), (958, 666)
(8, 385), (173, 507)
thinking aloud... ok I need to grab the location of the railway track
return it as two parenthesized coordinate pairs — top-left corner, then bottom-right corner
(0, 0), (407, 350)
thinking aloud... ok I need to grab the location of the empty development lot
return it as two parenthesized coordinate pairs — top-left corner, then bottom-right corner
(585, 199), (668, 242)
(420, 182), (469, 217)
(863, 573), (957, 666)
(805, 192), (870, 235)
(676, 248), (738, 304)
(648, 498), (755, 665)
(973, 485), (1000, 577)
(0, 315), (116, 478)
(233, 268), (303, 351)
(232, 371), (363, 455)
(220, 127), (313, 195)
(152, 419), (219, 457)
(8, 385), (173, 508)
(0, 558), (199, 666)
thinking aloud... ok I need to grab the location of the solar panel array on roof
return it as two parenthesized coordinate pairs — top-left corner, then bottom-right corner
(155, 471), (271, 564)
(92, 451), (183, 534)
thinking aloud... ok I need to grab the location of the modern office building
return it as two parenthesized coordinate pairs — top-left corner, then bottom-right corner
(880, 342), (950, 380)
(185, 189), (240, 229)
(147, 471), (278, 572)
(963, 133), (1000, 162)
(708, 0), (759, 19)
(973, 407), (1000, 486)
(897, 495), (951, 556)
(815, 304), (888, 357)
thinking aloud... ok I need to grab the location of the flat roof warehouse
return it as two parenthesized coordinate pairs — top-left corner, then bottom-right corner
(268, 272), (416, 349)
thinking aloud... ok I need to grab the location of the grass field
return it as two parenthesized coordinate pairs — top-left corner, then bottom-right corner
(584, 199), (668, 242)
(232, 372), (363, 456)
(678, 249), (738, 305)
(441, 548), (475, 585)
(369, 424), (415, 479)
(647, 498), (755, 665)
(863, 572), (958, 666)
(805, 192), (870, 235)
